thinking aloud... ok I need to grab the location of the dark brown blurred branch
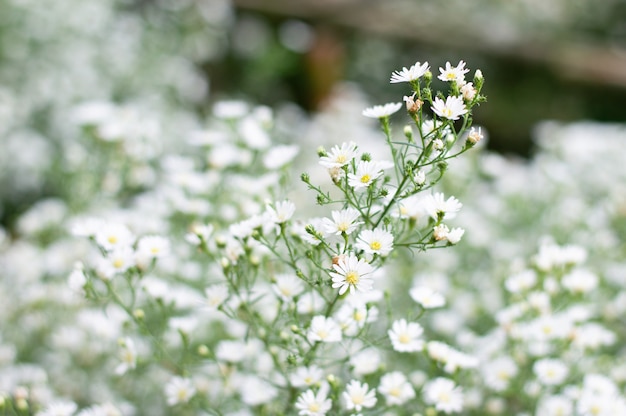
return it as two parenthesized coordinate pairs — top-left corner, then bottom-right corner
(233, 0), (626, 89)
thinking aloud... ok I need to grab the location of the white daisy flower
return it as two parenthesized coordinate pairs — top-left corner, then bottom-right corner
(446, 227), (465, 244)
(319, 142), (359, 169)
(409, 286), (446, 309)
(272, 273), (304, 301)
(362, 102), (402, 118)
(460, 82), (477, 101)
(533, 358), (569, 386)
(390, 61), (430, 83)
(388, 319), (424, 352)
(536, 395), (573, 416)
(267, 200), (296, 224)
(355, 228), (394, 257)
(136, 235), (170, 259)
(164, 376), (196, 406)
(323, 208), (362, 235)
(378, 371), (415, 406)
(481, 355), (519, 392)
(343, 379), (377, 412)
(115, 337), (137, 375)
(423, 377), (464, 414)
(204, 284), (229, 309)
(105, 245), (136, 274)
(37, 401), (78, 416)
(347, 160), (384, 189)
(329, 253), (375, 295)
(423, 192), (463, 220)
(432, 95), (468, 120)
(307, 315), (342, 343)
(295, 387), (332, 416)
(290, 365), (324, 388)
(437, 60), (470, 84)
(95, 222), (134, 251)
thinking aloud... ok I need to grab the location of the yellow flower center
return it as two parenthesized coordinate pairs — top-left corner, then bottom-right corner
(108, 235), (118, 244)
(446, 73), (456, 80)
(360, 174), (371, 183)
(353, 310), (365, 322)
(370, 241), (382, 251)
(390, 387), (401, 397)
(442, 107), (453, 118)
(336, 154), (347, 163)
(345, 271), (359, 285)
(399, 333), (410, 344)
(150, 246), (160, 254)
(112, 259), (124, 269)
(309, 403), (320, 412)
(338, 222), (349, 232)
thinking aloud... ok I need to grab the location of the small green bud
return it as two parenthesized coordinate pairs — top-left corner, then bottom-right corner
(424, 70), (432, 82)
(317, 146), (327, 157)
(16, 399), (28, 411)
(316, 194), (325, 205)
(300, 172), (310, 183)
(197, 344), (210, 356)
(287, 354), (298, 365)
(380, 188), (389, 197)
(290, 325), (300, 333)
(404, 125), (413, 140)
(361, 153), (371, 162)
(220, 257), (230, 269)
(133, 309), (145, 320)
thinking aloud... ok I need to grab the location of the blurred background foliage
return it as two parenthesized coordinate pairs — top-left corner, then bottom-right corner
(3, 0), (626, 228)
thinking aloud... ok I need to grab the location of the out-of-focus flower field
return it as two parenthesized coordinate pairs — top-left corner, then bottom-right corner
(1, 1), (626, 415)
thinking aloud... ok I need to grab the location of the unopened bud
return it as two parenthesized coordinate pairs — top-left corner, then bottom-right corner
(133, 309), (145, 320)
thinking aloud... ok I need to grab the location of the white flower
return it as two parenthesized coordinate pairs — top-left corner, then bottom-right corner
(267, 200), (296, 224)
(95, 222), (134, 251)
(350, 347), (382, 375)
(536, 395), (573, 416)
(378, 371), (415, 406)
(561, 269), (598, 294)
(213, 100), (248, 119)
(533, 358), (569, 385)
(67, 267), (87, 294)
(467, 126), (483, 144)
(423, 192), (463, 220)
(362, 102), (402, 118)
(323, 208), (362, 235)
(388, 319), (424, 352)
(205, 284), (229, 309)
(105, 246), (136, 274)
(390, 61), (429, 83)
(482, 356), (518, 392)
(37, 401), (78, 416)
(263, 144), (299, 169)
(423, 377), (463, 414)
(347, 160), (384, 189)
(307, 315), (342, 343)
(460, 82), (477, 101)
(355, 228), (394, 257)
(164, 376), (196, 406)
(446, 227), (465, 244)
(272, 273), (304, 301)
(115, 337), (137, 375)
(238, 375), (278, 406)
(329, 253), (375, 295)
(136, 235), (170, 259)
(295, 388), (332, 416)
(437, 60), (470, 84)
(343, 379), (377, 412)
(505, 269), (537, 293)
(409, 286), (445, 309)
(319, 142), (359, 168)
(432, 96), (468, 120)
(297, 291), (325, 314)
(290, 365), (324, 388)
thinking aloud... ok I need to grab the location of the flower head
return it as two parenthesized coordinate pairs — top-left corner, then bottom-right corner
(295, 388), (332, 416)
(390, 61), (430, 83)
(164, 376), (196, 406)
(362, 102), (402, 118)
(323, 208), (362, 235)
(307, 315), (342, 343)
(329, 253), (375, 295)
(438, 60), (470, 84)
(343, 379), (377, 412)
(432, 96), (468, 120)
(388, 319), (424, 352)
(423, 377), (464, 414)
(319, 142), (359, 169)
(355, 228), (394, 257)
(378, 371), (416, 406)
(347, 160), (384, 189)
